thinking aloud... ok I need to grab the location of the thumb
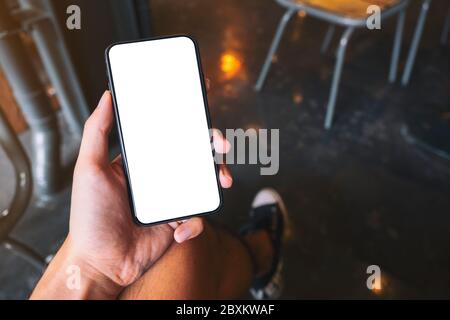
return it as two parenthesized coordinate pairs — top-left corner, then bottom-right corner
(78, 91), (114, 166)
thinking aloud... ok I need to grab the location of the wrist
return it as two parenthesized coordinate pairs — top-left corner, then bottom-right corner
(64, 236), (123, 299)
(31, 237), (123, 300)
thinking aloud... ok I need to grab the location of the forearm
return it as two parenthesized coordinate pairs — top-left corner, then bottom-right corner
(30, 237), (122, 300)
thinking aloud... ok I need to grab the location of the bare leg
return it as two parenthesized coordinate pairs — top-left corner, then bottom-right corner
(119, 222), (273, 300)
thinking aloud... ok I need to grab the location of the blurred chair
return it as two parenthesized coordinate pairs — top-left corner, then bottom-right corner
(255, 0), (410, 129)
(0, 108), (46, 272)
(402, 0), (450, 86)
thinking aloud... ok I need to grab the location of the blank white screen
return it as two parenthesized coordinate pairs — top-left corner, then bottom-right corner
(108, 36), (221, 225)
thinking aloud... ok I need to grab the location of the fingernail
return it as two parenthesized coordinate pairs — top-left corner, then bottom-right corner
(221, 175), (233, 188)
(220, 166), (232, 180)
(175, 227), (192, 243)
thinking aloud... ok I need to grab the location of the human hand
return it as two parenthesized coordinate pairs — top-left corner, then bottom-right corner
(66, 86), (232, 290)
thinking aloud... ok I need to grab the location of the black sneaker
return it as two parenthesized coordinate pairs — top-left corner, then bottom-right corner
(240, 188), (290, 300)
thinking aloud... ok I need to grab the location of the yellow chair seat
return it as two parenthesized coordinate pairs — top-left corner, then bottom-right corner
(291, 0), (402, 19)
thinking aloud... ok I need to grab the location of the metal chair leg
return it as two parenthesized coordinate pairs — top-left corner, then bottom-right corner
(441, 6), (450, 45)
(324, 27), (354, 130)
(402, 0), (432, 86)
(2, 237), (47, 273)
(321, 24), (335, 54)
(255, 8), (295, 91)
(389, 11), (406, 83)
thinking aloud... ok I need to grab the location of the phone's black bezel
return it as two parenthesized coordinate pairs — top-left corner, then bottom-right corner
(105, 35), (223, 227)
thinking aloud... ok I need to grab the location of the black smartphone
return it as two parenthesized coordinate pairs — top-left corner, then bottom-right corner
(105, 35), (222, 226)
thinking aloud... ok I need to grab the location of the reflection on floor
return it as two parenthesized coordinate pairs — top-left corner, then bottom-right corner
(1, 0), (449, 299)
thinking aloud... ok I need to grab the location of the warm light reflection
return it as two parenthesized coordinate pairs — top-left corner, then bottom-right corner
(244, 123), (263, 133)
(442, 112), (450, 120)
(297, 10), (307, 18)
(293, 92), (304, 105)
(47, 86), (56, 97)
(220, 52), (242, 80)
(371, 276), (385, 295)
(372, 284), (382, 293)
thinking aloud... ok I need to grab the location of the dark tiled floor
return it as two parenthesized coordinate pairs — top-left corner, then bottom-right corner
(1, 0), (450, 299)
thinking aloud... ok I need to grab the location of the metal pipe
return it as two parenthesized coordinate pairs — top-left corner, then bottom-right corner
(16, 0), (89, 136)
(0, 108), (32, 241)
(3, 237), (46, 272)
(0, 105), (46, 273)
(39, 0), (90, 122)
(0, 0), (61, 198)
